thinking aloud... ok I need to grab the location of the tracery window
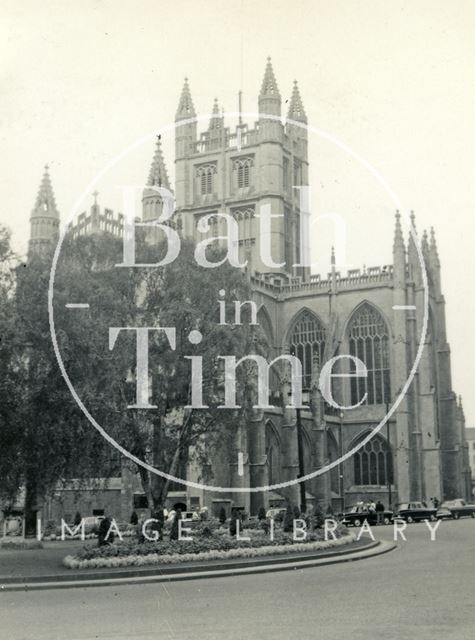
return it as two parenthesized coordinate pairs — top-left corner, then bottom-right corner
(234, 157), (253, 188)
(289, 311), (326, 389)
(196, 164), (217, 195)
(348, 304), (391, 405)
(353, 434), (393, 486)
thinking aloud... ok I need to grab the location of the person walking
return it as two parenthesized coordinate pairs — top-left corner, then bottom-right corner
(97, 515), (113, 547)
(375, 500), (385, 525)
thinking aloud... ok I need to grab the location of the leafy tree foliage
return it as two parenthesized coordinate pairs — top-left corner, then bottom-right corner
(3, 228), (267, 527)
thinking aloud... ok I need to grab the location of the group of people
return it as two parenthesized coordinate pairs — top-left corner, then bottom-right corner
(354, 499), (387, 524)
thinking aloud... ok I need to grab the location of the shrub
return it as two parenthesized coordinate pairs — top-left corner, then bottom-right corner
(283, 504), (294, 533)
(130, 511), (138, 526)
(63, 530), (354, 570)
(74, 511), (82, 526)
(218, 507), (226, 524)
(257, 507), (266, 521)
(293, 505), (301, 519)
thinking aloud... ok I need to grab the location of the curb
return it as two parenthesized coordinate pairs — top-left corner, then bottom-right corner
(0, 539), (396, 591)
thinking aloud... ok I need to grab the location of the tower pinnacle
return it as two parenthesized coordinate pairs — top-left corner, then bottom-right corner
(429, 227), (440, 267)
(175, 77), (196, 121)
(28, 165), (60, 256)
(393, 210), (405, 252)
(407, 210), (421, 284)
(146, 135), (171, 190)
(287, 80), (307, 122)
(208, 98), (222, 131)
(258, 57), (281, 117)
(143, 136), (172, 223)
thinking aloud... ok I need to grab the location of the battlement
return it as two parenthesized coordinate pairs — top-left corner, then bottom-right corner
(189, 121), (303, 156)
(251, 264), (395, 296)
(68, 206), (126, 239)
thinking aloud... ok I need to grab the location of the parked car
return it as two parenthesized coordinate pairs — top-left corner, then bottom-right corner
(342, 506), (393, 527)
(437, 499), (475, 520)
(435, 505), (453, 520)
(394, 502), (437, 523)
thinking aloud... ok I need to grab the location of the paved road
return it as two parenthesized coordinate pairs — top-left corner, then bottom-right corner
(1, 518), (474, 640)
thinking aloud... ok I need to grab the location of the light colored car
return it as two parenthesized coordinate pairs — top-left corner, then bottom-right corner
(438, 499), (475, 519)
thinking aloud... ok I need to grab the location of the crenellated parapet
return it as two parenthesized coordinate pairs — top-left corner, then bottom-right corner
(68, 198), (127, 239)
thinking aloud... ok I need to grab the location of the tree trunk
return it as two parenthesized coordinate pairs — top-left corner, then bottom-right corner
(23, 474), (37, 537)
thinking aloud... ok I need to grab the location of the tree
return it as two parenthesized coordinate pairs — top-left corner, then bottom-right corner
(4, 229), (268, 529)
(0, 225), (23, 506)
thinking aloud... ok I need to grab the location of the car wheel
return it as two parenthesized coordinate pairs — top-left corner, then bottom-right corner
(353, 518), (362, 527)
(407, 516), (414, 524)
(471, 511), (475, 518)
(453, 512), (460, 520)
(383, 517), (391, 525)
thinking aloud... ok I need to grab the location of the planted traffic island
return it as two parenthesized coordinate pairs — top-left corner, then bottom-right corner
(63, 523), (358, 571)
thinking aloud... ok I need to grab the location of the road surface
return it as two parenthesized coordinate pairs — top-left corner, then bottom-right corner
(1, 518), (474, 640)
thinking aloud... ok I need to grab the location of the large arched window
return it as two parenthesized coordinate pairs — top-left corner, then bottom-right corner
(289, 311), (326, 389)
(348, 304), (390, 405)
(353, 433), (393, 486)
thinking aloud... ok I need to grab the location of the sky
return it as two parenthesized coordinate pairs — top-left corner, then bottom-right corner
(1, 0), (474, 423)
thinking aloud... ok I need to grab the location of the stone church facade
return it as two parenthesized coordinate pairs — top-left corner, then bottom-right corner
(28, 59), (471, 520)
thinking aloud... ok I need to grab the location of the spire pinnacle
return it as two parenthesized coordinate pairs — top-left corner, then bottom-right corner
(407, 210), (421, 282)
(331, 246), (335, 266)
(260, 57), (280, 98)
(28, 165), (60, 256)
(175, 77), (196, 120)
(287, 80), (307, 122)
(146, 135), (170, 190)
(208, 98), (222, 131)
(421, 229), (430, 264)
(31, 164), (59, 220)
(258, 57), (281, 117)
(429, 226), (440, 267)
(393, 210), (405, 253)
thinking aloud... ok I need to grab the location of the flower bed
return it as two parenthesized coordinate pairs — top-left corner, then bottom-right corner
(63, 529), (356, 570)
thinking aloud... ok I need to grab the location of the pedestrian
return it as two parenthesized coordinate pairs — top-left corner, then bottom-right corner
(97, 515), (113, 547)
(136, 514), (145, 544)
(375, 500), (385, 525)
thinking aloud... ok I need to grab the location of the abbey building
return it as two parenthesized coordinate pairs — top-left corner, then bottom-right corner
(28, 59), (472, 519)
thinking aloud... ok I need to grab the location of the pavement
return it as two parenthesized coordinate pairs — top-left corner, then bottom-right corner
(1, 519), (475, 639)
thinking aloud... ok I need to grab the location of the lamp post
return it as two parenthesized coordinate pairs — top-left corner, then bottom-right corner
(295, 389), (310, 514)
(338, 410), (345, 514)
(385, 400), (392, 509)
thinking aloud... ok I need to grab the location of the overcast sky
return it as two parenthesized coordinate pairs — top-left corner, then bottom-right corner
(1, 0), (474, 423)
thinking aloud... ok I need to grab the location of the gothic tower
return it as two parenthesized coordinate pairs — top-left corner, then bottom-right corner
(28, 165), (60, 256)
(174, 58), (308, 278)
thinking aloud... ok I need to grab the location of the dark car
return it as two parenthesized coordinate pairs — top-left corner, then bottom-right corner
(342, 506), (393, 527)
(394, 501), (437, 523)
(438, 499), (475, 520)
